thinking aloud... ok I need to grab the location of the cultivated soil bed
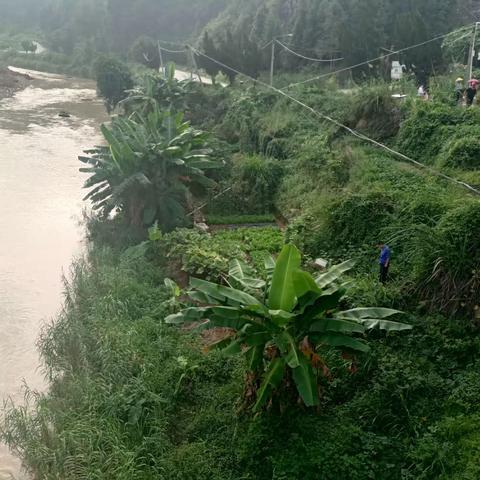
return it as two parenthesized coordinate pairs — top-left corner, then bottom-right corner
(0, 67), (30, 99)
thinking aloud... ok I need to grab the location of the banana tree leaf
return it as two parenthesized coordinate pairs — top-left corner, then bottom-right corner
(245, 345), (265, 371)
(244, 332), (271, 347)
(241, 304), (270, 319)
(293, 270), (321, 298)
(164, 278), (181, 297)
(165, 307), (207, 324)
(208, 336), (235, 351)
(268, 244), (301, 312)
(310, 318), (366, 334)
(190, 278), (263, 307)
(209, 306), (244, 319)
(282, 332), (301, 368)
(292, 354), (319, 407)
(253, 357), (286, 412)
(268, 310), (296, 327)
(336, 307), (402, 320)
(229, 259), (266, 289)
(222, 338), (243, 355)
(297, 290), (345, 330)
(101, 124), (134, 172)
(316, 259), (355, 289)
(188, 290), (217, 305)
(361, 319), (413, 331)
(264, 255), (276, 278)
(318, 333), (370, 353)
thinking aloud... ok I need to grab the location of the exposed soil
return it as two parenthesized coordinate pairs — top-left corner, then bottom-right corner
(0, 67), (31, 99)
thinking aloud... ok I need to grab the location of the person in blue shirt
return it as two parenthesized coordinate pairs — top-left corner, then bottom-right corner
(377, 243), (391, 284)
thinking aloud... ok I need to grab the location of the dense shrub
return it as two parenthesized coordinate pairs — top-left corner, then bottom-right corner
(415, 202), (480, 315)
(286, 190), (395, 264)
(349, 84), (402, 140)
(397, 102), (480, 164)
(438, 135), (480, 169)
(207, 153), (284, 216)
(229, 154), (283, 213)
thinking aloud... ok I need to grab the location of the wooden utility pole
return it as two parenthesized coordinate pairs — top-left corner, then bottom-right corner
(270, 40), (276, 86)
(157, 41), (164, 74)
(190, 47), (203, 85)
(467, 22), (479, 80)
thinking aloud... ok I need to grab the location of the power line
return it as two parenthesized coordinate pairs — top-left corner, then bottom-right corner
(189, 45), (480, 197)
(283, 24), (474, 90)
(158, 45), (189, 54)
(276, 40), (343, 63)
(188, 186), (233, 218)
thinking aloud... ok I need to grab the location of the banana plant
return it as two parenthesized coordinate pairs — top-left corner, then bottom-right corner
(120, 63), (194, 115)
(166, 244), (412, 411)
(79, 106), (219, 230)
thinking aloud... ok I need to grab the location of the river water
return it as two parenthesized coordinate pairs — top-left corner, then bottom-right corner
(0, 68), (106, 478)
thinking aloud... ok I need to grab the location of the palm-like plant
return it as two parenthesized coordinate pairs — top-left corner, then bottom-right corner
(166, 244), (412, 411)
(79, 107), (219, 230)
(120, 63), (194, 116)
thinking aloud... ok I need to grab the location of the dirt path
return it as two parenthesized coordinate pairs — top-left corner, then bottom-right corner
(0, 67), (31, 100)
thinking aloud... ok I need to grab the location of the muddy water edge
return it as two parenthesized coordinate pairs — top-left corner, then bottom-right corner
(0, 67), (107, 479)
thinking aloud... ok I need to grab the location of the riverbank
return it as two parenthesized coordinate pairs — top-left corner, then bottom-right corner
(0, 67), (30, 99)
(0, 66), (106, 479)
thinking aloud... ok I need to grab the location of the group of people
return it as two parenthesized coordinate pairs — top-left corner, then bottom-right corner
(455, 76), (480, 106)
(416, 77), (480, 106)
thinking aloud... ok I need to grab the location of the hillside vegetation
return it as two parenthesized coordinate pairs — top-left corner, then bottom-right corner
(3, 1), (480, 478)
(3, 58), (480, 478)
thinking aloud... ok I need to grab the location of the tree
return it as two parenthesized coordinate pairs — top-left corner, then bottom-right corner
(129, 35), (160, 70)
(21, 39), (37, 54)
(216, 31), (238, 85)
(166, 244), (412, 411)
(79, 107), (220, 231)
(198, 31), (220, 83)
(94, 55), (133, 113)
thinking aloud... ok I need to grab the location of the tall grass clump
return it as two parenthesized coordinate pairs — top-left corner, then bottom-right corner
(348, 83), (402, 140)
(414, 201), (480, 315)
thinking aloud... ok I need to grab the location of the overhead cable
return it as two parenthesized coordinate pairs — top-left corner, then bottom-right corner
(189, 45), (480, 197)
(158, 45), (189, 54)
(276, 40), (343, 63)
(283, 24), (474, 90)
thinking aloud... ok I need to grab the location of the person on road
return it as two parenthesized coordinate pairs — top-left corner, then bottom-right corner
(377, 243), (391, 284)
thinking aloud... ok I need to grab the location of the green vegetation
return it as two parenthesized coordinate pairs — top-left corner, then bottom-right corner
(93, 55), (133, 111)
(4, 1), (480, 478)
(168, 244), (411, 411)
(205, 213), (276, 225)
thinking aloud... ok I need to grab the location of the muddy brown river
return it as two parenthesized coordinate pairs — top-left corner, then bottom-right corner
(0, 67), (106, 478)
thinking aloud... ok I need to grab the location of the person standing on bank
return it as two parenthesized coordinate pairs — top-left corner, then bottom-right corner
(466, 77), (479, 106)
(377, 243), (391, 284)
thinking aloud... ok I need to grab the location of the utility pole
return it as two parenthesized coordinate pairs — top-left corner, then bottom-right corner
(157, 41), (164, 74)
(190, 47), (203, 85)
(265, 33), (293, 86)
(467, 22), (480, 80)
(270, 40), (276, 86)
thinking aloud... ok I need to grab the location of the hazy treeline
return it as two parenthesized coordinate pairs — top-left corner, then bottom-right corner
(0, 0), (478, 78)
